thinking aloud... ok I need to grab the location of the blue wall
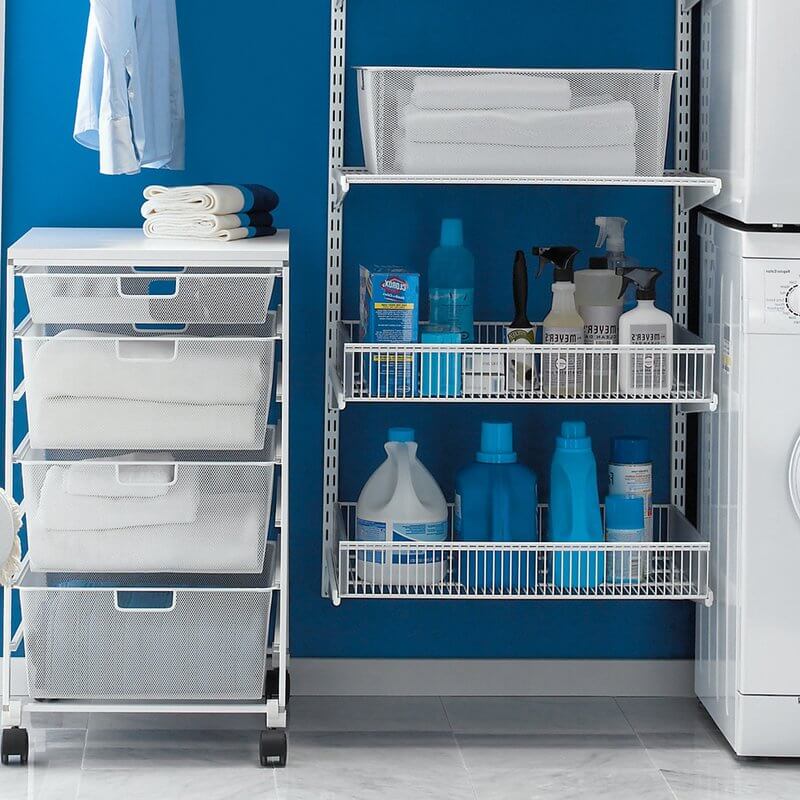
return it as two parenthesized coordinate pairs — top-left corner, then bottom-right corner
(3, 0), (693, 659)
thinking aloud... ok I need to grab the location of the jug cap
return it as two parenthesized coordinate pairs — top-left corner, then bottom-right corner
(388, 427), (415, 443)
(557, 421), (591, 451)
(477, 422), (517, 464)
(440, 218), (464, 247)
(605, 494), (645, 532)
(611, 436), (650, 465)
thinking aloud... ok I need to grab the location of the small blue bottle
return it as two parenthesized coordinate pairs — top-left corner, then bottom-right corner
(455, 422), (538, 592)
(428, 219), (475, 343)
(547, 421), (604, 589)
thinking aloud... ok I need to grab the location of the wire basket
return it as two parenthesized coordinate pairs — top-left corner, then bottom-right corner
(357, 67), (675, 177)
(20, 321), (278, 451)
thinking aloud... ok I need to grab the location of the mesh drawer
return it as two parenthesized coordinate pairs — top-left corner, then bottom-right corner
(20, 322), (277, 451)
(19, 568), (274, 700)
(21, 448), (276, 573)
(357, 67), (675, 176)
(21, 268), (276, 325)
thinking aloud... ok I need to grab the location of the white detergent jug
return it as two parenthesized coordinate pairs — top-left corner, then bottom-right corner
(356, 428), (448, 587)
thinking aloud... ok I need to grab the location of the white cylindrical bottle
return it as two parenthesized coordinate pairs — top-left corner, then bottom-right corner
(605, 494), (646, 584)
(356, 428), (448, 587)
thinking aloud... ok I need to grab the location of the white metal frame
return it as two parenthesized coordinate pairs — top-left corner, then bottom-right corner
(322, 0), (711, 599)
(1, 244), (290, 732)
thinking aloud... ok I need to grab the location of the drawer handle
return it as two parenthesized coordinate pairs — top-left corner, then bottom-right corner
(114, 463), (178, 487)
(114, 339), (178, 362)
(114, 590), (176, 613)
(117, 276), (181, 298)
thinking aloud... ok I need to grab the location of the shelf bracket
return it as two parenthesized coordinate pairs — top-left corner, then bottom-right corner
(682, 0), (701, 11)
(680, 182), (721, 212)
(332, 167), (350, 209)
(702, 589), (715, 608)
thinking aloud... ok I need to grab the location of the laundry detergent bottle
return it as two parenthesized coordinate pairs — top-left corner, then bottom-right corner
(356, 428), (448, 586)
(547, 421), (604, 589)
(428, 218), (475, 343)
(455, 422), (538, 591)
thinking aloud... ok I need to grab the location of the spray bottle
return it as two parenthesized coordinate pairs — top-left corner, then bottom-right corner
(505, 250), (536, 392)
(533, 246), (584, 396)
(616, 268), (673, 395)
(594, 216), (629, 272)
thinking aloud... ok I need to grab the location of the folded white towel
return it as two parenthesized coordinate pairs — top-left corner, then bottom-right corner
(402, 101), (637, 148)
(410, 74), (572, 110)
(28, 397), (262, 451)
(142, 185), (252, 216)
(143, 218), (260, 242)
(29, 493), (265, 573)
(142, 211), (252, 233)
(27, 329), (263, 405)
(401, 141), (637, 176)
(65, 453), (177, 498)
(38, 464), (199, 530)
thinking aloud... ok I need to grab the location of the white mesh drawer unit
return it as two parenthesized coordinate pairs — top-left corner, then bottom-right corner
(17, 441), (279, 573)
(18, 561), (276, 701)
(21, 267), (276, 326)
(357, 68), (675, 177)
(18, 320), (278, 451)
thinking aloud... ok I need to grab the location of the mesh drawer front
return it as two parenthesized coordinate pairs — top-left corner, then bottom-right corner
(357, 68), (674, 176)
(22, 458), (275, 573)
(21, 587), (272, 700)
(22, 272), (275, 325)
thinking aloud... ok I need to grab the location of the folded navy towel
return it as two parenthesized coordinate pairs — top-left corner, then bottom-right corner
(238, 184), (279, 213)
(236, 211), (274, 228)
(142, 184), (280, 216)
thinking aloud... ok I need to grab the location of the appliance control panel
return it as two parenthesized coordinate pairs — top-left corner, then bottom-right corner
(745, 260), (800, 334)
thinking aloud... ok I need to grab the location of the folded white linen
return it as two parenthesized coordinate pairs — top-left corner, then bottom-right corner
(142, 185), (251, 216)
(65, 452), (177, 498)
(27, 329), (264, 405)
(410, 74), (572, 110)
(28, 397), (263, 451)
(401, 141), (637, 176)
(37, 464), (199, 530)
(402, 101), (637, 148)
(142, 218), (259, 242)
(29, 493), (266, 573)
(143, 211), (252, 233)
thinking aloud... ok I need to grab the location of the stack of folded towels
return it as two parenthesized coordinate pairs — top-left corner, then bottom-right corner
(141, 183), (279, 241)
(400, 74), (639, 176)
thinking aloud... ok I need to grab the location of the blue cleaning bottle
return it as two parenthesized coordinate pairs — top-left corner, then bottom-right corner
(547, 421), (604, 589)
(455, 422), (538, 591)
(428, 218), (475, 343)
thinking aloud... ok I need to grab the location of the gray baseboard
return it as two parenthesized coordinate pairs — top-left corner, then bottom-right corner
(10, 657), (694, 699)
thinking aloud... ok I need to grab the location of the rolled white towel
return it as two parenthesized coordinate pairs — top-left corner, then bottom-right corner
(410, 73), (572, 110)
(64, 453), (177, 498)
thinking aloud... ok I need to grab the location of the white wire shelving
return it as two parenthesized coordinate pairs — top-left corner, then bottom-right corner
(328, 504), (711, 605)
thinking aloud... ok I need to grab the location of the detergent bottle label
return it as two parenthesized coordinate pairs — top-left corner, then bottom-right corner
(393, 520), (447, 564)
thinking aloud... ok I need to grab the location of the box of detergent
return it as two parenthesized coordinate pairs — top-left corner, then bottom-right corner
(359, 266), (419, 396)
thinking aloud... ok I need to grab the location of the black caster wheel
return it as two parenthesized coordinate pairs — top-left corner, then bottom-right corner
(260, 729), (287, 767)
(1, 727), (29, 765)
(265, 668), (290, 701)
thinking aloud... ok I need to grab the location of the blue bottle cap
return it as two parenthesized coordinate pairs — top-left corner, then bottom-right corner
(605, 495), (645, 531)
(477, 421), (517, 464)
(440, 218), (464, 247)
(388, 427), (415, 443)
(556, 420), (591, 451)
(611, 436), (650, 465)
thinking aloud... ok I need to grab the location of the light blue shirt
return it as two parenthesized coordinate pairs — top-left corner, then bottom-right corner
(74, 0), (185, 175)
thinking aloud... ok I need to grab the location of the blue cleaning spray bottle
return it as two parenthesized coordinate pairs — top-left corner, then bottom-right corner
(428, 219), (475, 343)
(547, 421), (604, 589)
(455, 422), (538, 591)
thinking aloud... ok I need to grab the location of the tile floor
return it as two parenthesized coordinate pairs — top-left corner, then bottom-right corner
(2, 697), (800, 799)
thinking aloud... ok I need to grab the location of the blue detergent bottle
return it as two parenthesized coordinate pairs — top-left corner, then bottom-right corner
(547, 421), (604, 589)
(428, 219), (475, 343)
(455, 422), (538, 591)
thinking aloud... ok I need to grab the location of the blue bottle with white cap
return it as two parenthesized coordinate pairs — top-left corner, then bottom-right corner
(548, 421), (604, 589)
(455, 422), (538, 591)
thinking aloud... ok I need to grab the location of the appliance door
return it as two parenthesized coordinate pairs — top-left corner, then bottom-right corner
(740, 259), (800, 694)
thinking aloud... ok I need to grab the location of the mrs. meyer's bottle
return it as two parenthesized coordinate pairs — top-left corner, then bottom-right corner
(533, 247), (584, 397)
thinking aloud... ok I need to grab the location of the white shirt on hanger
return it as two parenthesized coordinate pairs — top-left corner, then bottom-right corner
(74, 0), (185, 175)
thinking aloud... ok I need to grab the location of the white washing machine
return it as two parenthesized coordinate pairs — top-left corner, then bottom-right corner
(698, 211), (800, 756)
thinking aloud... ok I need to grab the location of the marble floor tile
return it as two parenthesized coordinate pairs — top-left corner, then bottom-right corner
(662, 767), (800, 800)
(443, 697), (633, 735)
(274, 732), (475, 800)
(87, 711), (263, 731)
(615, 697), (717, 734)
(288, 696), (450, 732)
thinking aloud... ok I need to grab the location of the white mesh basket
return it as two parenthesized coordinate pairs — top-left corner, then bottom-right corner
(21, 267), (276, 326)
(357, 67), (675, 176)
(19, 566), (274, 700)
(20, 446), (276, 573)
(20, 321), (277, 451)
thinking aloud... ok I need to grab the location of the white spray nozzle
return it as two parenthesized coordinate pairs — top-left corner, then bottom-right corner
(595, 216), (628, 253)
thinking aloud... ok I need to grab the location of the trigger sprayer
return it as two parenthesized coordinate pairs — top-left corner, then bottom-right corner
(532, 246), (580, 282)
(616, 267), (663, 301)
(596, 217), (628, 271)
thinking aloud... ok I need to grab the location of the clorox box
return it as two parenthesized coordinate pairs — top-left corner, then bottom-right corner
(359, 266), (420, 396)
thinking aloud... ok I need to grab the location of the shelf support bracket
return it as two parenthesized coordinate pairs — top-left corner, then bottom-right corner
(332, 167), (349, 209)
(680, 183), (721, 212)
